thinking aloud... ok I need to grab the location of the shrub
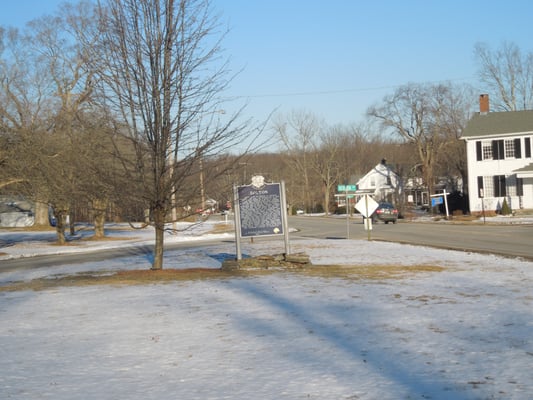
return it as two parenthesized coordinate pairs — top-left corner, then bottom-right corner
(500, 198), (512, 215)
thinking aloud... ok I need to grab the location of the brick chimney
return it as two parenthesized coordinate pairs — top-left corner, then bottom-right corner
(479, 94), (489, 114)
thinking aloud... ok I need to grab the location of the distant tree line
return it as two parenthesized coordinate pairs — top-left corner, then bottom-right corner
(241, 41), (533, 215)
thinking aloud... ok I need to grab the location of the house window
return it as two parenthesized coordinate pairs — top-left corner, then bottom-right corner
(526, 137), (532, 158)
(507, 175), (517, 196)
(479, 175), (507, 197)
(478, 139), (522, 160)
(482, 176), (494, 197)
(505, 140), (515, 158)
(370, 177), (375, 187)
(482, 141), (493, 160)
(509, 176), (524, 197)
(504, 138), (522, 158)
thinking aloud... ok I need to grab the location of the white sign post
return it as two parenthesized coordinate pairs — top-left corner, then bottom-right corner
(338, 184), (357, 238)
(430, 190), (449, 219)
(355, 195), (379, 240)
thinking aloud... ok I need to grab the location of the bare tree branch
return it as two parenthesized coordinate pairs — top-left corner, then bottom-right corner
(475, 41), (533, 111)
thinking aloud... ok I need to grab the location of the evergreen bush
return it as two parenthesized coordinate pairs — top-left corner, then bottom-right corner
(500, 198), (512, 215)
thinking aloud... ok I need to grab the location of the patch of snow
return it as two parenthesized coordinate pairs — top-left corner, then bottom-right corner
(0, 220), (532, 399)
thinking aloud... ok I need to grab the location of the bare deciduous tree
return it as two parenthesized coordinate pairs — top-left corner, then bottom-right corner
(274, 110), (322, 212)
(87, 0), (255, 270)
(0, 25), (57, 227)
(310, 128), (341, 215)
(434, 84), (476, 195)
(30, 7), (99, 237)
(2, 3), (155, 242)
(475, 41), (533, 111)
(368, 82), (470, 198)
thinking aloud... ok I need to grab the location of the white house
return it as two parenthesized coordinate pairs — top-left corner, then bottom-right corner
(0, 198), (35, 227)
(355, 159), (400, 202)
(462, 94), (533, 213)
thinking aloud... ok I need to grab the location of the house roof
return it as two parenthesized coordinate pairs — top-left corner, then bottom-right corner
(356, 161), (397, 186)
(461, 110), (533, 139)
(514, 162), (533, 178)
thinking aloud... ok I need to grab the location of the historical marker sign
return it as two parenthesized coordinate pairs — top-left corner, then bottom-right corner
(237, 181), (284, 237)
(234, 176), (290, 260)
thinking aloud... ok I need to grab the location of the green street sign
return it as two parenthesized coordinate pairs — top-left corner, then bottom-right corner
(338, 184), (357, 192)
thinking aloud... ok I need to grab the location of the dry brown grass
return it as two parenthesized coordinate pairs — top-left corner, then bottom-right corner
(449, 214), (479, 222)
(0, 263), (444, 292)
(206, 222), (234, 234)
(1, 225), (55, 232)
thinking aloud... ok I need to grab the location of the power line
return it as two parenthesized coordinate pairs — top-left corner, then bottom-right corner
(233, 76), (476, 99)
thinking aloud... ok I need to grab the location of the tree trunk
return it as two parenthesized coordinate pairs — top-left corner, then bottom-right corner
(69, 211), (76, 235)
(94, 211), (106, 239)
(92, 198), (107, 239)
(55, 209), (67, 245)
(151, 207), (165, 270)
(34, 201), (50, 227)
(323, 181), (330, 216)
(304, 170), (311, 212)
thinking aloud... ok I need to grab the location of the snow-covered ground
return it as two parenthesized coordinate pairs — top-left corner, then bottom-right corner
(0, 219), (532, 399)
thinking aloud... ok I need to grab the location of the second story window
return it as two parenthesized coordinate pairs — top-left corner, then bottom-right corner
(482, 141), (493, 159)
(477, 138), (522, 160)
(505, 139), (515, 158)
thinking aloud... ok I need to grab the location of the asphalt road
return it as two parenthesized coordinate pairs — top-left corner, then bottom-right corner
(0, 238), (232, 272)
(288, 216), (533, 261)
(2, 216), (532, 271)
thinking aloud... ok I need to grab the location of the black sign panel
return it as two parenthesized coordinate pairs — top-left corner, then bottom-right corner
(238, 183), (283, 237)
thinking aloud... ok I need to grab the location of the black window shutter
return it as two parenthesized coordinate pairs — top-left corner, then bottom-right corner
(526, 137), (532, 158)
(493, 176), (499, 196)
(476, 141), (482, 161)
(498, 140), (505, 159)
(514, 138), (521, 158)
(492, 141), (498, 159)
(493, 175), (506, 197)
(477, 176), (484, 197)
(517, 178), (524, 196)
(492, 140), (504, 160)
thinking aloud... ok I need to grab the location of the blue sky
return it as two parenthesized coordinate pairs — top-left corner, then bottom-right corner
(3, 1), (533, 127)
(218, 0), (533, 127)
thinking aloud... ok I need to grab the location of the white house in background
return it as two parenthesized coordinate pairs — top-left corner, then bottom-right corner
(0, 197), (35, 227)
(462, 94), (533, 213)
(355, 159), (400, 202)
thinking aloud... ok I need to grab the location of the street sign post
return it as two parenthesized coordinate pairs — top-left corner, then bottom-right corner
(430, 191), (449, 219)
(355, 195), (379, 240)
(337, 184), (357, 238)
